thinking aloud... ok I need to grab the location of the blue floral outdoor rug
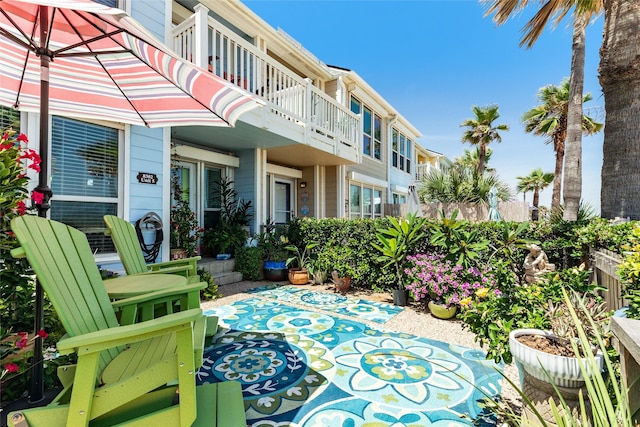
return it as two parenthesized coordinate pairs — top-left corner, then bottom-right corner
(246, 283), (404, 324)
(198, 298), (502, 427)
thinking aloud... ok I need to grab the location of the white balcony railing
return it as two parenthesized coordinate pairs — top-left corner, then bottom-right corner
(171, 6), (360, 158)
(414, 163), (433, 181)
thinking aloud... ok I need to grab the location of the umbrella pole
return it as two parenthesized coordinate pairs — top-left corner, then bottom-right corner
(29, 6), (53, 404)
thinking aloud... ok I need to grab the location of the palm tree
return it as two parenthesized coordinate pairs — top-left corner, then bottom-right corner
(600, 2), (640, 219)
(522, 79), (603, 210)
(517, 169), (554, 220)
(460, 105), (509, 175)
(419, 162), (512, 204)
(483, 0), (603, 221)
(455, 147), (496, 173)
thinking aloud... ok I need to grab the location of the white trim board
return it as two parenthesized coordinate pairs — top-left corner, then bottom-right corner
(266, 163), (303, 179)
(349, 171), (388, 188)
(173, 145), (240, 168)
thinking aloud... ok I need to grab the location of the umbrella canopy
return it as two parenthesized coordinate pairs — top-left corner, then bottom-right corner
(0, 0), (260, 127)
(0, 0), (261, 403)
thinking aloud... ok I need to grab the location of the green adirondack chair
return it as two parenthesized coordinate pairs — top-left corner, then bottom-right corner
(104, 215), (218, 336)
(7, 216), (246, 427)
(103, 215), (200, 281)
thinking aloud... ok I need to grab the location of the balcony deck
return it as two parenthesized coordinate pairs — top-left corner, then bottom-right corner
(172, 7), (360, 164)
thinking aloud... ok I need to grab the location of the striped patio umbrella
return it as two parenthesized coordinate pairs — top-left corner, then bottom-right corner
(0, 0), (261, 402)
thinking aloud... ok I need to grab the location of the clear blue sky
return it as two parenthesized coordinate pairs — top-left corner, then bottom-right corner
(244, 0), (605, 212)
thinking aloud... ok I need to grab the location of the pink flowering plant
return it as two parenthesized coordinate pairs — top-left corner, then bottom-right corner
(404, 253), (499, 308)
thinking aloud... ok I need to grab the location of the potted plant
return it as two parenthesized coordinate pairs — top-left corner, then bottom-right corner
(405, 253), (499, 319)
(285, 241), (319, 285)
(509, 279), (609, 425)
(258, 224), (290, 281)
(372, 212), (426, 306)
(169, 172), (202, 258)
(202, 222), (248, 259)
(322, 246), (355, 291)
(202, 177), (253, 259)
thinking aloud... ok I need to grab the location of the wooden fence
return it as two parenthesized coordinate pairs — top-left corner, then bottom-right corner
(592, 248), (628, 312)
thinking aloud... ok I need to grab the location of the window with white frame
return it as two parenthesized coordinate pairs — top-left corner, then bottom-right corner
(50, 117), (121, 255)
(0, 105), (19, 130)
(392, 127), (413, 174)
(350, 183), (383, 219)
(393, 193), (406, 204)
(350, 96), (382, 160)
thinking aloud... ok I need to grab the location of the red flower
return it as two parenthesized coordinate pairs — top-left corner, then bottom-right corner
(17, 332), (28, 338)
(36, 329), (48, 339)
(0, 142), (12, 151)
(4, 363), (19, 373)
(16, 200), (26, 215)
(32, 191), (45, 205)
(15, 338), (28, 349)
(16, 133), (28, 143)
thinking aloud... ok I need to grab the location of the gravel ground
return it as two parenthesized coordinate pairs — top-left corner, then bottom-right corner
(201, 280), (523, 415)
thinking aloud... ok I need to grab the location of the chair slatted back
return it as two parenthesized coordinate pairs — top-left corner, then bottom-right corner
(103, 215), (149, 275)
(11, 216), (121, 369)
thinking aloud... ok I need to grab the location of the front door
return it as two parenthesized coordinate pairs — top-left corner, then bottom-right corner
(273, 178), (294, 224)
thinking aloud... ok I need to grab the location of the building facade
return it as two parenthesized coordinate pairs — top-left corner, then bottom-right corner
(6, 0), (443, 269)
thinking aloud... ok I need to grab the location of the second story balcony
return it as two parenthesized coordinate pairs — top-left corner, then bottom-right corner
(171, 5), (360, 165)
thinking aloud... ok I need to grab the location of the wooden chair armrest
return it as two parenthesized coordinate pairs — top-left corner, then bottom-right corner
(110, 281), (206, 309)
(143, 265), (194, 275)
(56, 309), (202, 355)
(148, 256), (201, 270)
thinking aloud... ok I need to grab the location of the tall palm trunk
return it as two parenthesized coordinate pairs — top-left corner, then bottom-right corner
(562, 15), (588, 221)
(532, 189), (540, 221)
(552, 138), (564, 210)
(600, 0), (640, 219)
(478, 143), (487, 175)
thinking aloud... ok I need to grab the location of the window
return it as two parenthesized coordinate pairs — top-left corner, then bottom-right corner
(92, 0), (118, 6)
(1, 106), (20, 130)
(50, 117), (121, 255)
(203, 166), (222, 229)
(349, 184), (360, 219)
(373, 114), (381, 160)
(350, 183), (383, 219)
(392, 127), (413, 174)
(351, 96), (382, 160)
(393, 193), (406, 204)
(406, 137), (412, 175)
(392, 129), (398, 168)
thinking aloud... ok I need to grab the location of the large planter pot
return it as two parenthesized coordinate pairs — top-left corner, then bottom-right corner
(264, 260), (287, 281)
(288, 268), (309, 285)
(428, 301), (457, 319)
(392, 289), (410, 306)
(509, 329), (604, 388)
(333, 276), (351, 292)
(509, 329), (604, 426)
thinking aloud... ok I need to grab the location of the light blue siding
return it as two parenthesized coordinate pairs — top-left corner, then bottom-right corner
(235, 149), (257, 232)
(130, 1), (165, 40)
(129, 127), (164, 224)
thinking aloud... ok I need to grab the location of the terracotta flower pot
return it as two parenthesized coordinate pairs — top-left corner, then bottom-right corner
(288, 268), (309, 285)
(333, 276), (350, 292)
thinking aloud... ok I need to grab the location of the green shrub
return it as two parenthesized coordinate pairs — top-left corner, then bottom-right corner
(234, 246), (264, 281)
(197, 268), (219, 301)
(458, 261), (602, 364)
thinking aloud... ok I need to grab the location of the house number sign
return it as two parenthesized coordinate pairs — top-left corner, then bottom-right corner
(137, 172), (158, 185)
